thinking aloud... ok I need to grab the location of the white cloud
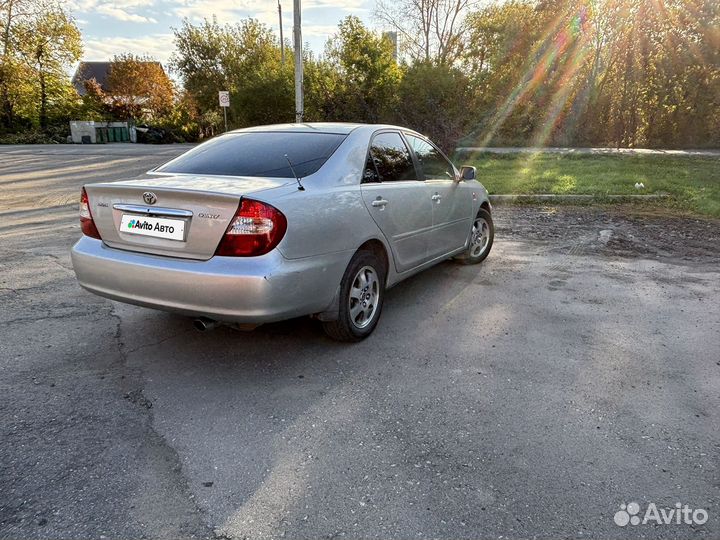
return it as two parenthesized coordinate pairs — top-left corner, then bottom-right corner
(69, 0), (156, 9)
(246, 10), (340, 39)
(174, 0), (252, 20)
(113, 0), (157, 7)
(302, 23), (343, 38)
(82, 33), (175, 64)
(72, 0), (377, 67)
(71, 0), (159, 23)
(96, 5), (158, 23)
(67, 0), (98, 10)
(174, 0), (369, 22)
(304, 0), (368, 10)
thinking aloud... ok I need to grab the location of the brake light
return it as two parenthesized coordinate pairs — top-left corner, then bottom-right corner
(80, 187), (101, 239)
(215, 199), (287, 257)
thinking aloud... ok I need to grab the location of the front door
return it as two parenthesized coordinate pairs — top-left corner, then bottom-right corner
(360, 131), (433, 273)
(407, 135), (473, 259)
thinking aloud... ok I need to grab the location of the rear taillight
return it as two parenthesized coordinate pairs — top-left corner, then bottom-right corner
(80, 187), (101, 239)
(215, 199), (287, 257)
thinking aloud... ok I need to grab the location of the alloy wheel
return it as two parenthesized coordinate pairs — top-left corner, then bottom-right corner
(470, 218), (490, 258)
(348, 265), (380, 329)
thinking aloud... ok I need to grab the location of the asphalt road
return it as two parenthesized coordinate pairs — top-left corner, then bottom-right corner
(1, 144), (719, 540)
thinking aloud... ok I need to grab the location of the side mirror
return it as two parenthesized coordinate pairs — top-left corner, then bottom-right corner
(459, 165), (476, 181)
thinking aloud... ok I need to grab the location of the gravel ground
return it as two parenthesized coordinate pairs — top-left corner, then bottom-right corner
(494, 205), (720, 263)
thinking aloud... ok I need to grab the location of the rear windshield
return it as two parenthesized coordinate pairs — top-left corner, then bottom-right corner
(155, 132), (347, 178)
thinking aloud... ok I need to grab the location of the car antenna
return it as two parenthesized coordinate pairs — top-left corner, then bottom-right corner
(284, 154), (305, 191)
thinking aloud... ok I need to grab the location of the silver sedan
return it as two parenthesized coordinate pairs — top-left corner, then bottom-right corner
(71, 123), (494, 341)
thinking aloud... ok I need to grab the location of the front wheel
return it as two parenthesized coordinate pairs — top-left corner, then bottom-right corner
(322, 250), (386, 342)
(455, 208), (494, 265)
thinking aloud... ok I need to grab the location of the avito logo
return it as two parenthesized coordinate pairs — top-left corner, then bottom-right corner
(127, 219), (153, 231)
(614, 502), (708, 527)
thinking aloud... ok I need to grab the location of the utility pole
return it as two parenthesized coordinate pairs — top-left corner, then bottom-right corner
(293, 0), (303, 123)
(278, 0), (284, 65)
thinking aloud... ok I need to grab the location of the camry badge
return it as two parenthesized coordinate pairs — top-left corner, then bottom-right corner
(143, 192), (157, 205)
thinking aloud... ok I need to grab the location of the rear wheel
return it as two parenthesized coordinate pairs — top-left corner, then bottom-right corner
(455, 208), (494, 265)
(322, 250), (386, 342)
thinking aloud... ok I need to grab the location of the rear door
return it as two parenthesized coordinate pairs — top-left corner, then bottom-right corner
(360, 131), (433, 273)
(407, 135), (472, 259)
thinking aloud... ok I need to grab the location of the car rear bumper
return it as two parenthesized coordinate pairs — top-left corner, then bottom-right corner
(71, 236), (351, 323)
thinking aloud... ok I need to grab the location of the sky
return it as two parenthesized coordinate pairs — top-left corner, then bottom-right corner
(68, 0), (377, 70)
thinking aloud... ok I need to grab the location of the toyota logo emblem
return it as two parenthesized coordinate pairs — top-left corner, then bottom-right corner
(143, 192), (157, 205)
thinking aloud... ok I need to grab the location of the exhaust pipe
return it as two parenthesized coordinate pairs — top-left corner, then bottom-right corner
(193, 317), (220, 332)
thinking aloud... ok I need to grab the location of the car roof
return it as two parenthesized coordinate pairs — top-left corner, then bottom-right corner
(230, 122), (422, 137)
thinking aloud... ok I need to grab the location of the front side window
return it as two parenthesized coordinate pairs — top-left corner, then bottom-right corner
(155, 131), (347, 178)
(407, 135), (455, 180)
(363, 132), (417, 183)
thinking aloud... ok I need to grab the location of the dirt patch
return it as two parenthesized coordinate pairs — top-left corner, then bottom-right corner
(493, 205), (720, 264)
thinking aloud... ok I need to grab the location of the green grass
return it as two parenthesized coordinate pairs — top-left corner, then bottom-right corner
(456, 152), (720, 218)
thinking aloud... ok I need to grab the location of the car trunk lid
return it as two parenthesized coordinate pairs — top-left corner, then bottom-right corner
(85, 175), (292, 260)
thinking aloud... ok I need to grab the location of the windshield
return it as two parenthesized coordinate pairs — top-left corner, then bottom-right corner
(155, 131), (347, 178)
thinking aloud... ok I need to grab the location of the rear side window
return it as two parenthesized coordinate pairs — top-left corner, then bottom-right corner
(363, 132), (417, 183)
(155, 132), (347, 178)
(407, 135), (455, 180)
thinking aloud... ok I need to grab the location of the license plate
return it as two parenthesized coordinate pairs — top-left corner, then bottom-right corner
(120, 214), (186, 241)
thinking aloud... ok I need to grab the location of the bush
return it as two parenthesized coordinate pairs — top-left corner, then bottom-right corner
(0, 125), (69, 144)
(393, 62), (475, 152)
(135, 125), (188, 144)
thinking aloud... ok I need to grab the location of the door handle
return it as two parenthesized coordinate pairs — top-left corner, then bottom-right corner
(431, 193), (442, 202)
(371, 198), (389, 208)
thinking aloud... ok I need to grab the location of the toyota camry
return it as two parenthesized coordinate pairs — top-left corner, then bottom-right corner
(71, 123), (494, 341)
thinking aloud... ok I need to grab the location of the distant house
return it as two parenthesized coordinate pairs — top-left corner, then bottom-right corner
(72, 61), (112, 96)
(71, 60), (167, 97)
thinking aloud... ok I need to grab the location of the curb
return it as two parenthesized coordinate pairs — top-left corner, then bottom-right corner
(489, 193), (671, 204)
(455, 147), (720, 157)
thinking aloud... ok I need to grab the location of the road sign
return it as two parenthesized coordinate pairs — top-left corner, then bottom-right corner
(218, 91), (230, 132)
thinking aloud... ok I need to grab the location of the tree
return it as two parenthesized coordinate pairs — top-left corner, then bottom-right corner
(375, 0), (473, 64)
(544, 0), (720, 148)
(0, 0), (81, 132)
(0, 0), (28, 128)
(160, 0), (720, 148)
(460, 1), (545, 145)
(325, 15), (401, 123)
(171, 18), (293, 132)
(459, 0), (719, 148)
(105, 53), (174, 120)
(394, 61), (474, 151)
(303, 52), (343, 122)
(80, 78), (113, 121)
(14, 5), (81, 128)
(222, 20), (293, 126)
(155, 89), (205, 141)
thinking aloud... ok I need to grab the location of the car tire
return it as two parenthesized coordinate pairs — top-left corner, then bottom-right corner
(455, 208), (494, 265)
(322, 250), (386, 342)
